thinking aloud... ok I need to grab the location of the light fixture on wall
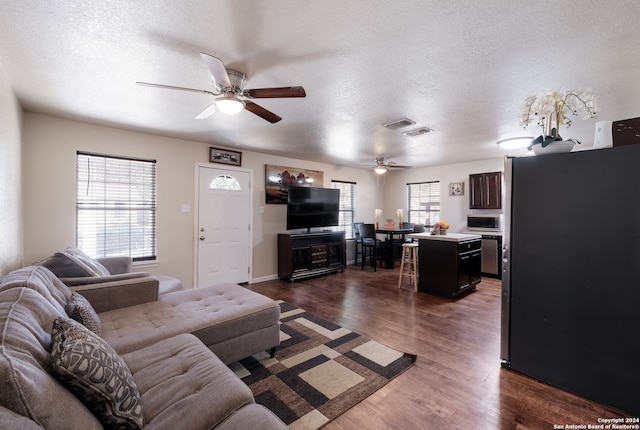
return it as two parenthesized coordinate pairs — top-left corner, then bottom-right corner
(215, 95), (245, 115)
(496, 137), (534, 150)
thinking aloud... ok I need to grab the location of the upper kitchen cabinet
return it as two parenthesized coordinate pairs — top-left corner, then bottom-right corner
(469, 172), (502, 209)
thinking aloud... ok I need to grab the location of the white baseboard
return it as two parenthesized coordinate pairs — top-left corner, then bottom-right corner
(250, 274), (279, 284)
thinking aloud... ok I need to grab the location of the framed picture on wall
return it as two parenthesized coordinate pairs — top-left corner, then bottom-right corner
(209, 147), (242, 166)
(449, 182), (464, 196)
(265, 164), (324, 204)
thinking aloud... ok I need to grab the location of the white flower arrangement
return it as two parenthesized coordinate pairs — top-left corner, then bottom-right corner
(520, 89), (599, 149)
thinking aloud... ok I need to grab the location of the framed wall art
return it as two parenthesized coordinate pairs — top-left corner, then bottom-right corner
(449, 182), (464, 196)
(209, 147), (242, 166)
(265, 164), (324, 204)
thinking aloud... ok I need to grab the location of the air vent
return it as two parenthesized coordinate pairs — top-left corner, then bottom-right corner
(403, 127), (433, 137)
(383, 118), (416, 130)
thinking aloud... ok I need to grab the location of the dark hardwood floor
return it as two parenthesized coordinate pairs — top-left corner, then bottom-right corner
(246, 265), (626, 429)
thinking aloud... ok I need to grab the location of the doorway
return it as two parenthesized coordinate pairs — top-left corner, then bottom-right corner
(195, 164), (252, 287)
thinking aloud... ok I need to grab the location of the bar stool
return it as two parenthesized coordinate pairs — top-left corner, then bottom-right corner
(398, 242), (418, 291)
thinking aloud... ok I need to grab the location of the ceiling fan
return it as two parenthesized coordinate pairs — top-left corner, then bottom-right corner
(373, 157), (411, 174)
(137, 52), (306, 123)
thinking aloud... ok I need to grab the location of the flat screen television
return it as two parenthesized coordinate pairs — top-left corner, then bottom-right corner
(286, 187), (340, 232)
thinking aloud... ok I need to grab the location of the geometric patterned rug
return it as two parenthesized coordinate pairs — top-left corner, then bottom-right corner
(229, 301), (417, 430)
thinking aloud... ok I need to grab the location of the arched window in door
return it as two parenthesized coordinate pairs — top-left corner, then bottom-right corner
(209, 174), (241, 191)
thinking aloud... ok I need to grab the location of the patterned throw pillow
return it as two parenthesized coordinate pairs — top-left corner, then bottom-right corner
(65, 292), (102, 336)
(50, 317), (144, 429)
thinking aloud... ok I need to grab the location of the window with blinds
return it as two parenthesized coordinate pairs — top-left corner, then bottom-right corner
(407, 181), (440, 227)
(331, 180), (356, 239)
(76, 152), (157, 261)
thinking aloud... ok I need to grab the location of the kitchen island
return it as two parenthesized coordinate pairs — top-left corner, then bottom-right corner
(407, 232), (482, 298)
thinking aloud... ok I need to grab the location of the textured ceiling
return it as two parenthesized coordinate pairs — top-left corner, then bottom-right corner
(1, 1), (639, 169)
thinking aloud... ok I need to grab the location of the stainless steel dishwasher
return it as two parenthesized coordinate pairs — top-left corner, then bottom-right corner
(480, 234), (502, 278)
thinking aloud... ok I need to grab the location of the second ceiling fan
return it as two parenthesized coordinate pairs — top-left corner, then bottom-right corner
(137, 52), (306, 123)
(374, 157), (411, 174)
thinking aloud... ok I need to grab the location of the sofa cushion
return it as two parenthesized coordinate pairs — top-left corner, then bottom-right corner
(50, 317), (144, 429)
(99, 283), (280, 355)
(66, 247), (111, 276)
(0, 288), (102, 429)
(120, 333), (255, 429)
(65, 291), (102, 335)
(215, 404), (288, 430)
(0, 405), (46, 430)
(0, 265), (72, 314)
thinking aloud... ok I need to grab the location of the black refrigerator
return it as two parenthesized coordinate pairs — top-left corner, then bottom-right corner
(501, 144), (640, 416)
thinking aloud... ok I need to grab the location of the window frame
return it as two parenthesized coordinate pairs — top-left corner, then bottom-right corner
(76, 151), (157, 261)
(331, 180), (356, 239)
(407, 181), (440, 228)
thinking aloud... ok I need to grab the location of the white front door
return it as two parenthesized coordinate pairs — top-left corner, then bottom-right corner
(196, 165), (252, 287)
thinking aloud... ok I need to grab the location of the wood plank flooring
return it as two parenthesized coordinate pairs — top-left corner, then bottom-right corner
(246, 265), (626, 429)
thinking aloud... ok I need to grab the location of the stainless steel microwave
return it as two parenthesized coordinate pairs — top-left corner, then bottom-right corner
(467, 214), (502, 231)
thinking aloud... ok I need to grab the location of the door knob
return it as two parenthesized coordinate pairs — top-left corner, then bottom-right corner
(200, 227), (205, 232)
(200, 236), (205, 241)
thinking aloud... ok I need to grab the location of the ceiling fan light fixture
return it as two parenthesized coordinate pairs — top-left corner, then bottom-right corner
(215, 95), (245, 115)
(374, 166), (388, 175)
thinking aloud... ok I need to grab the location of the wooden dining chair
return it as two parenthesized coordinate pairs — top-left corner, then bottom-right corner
(410, 224), (425, 242)
(359, 223), (387, 271)
(353, 222), (364, 265)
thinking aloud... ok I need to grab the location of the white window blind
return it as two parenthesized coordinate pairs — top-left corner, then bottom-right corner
(407, 181), (440, 227)
(331, 180), (356, 239)
(76, 152), (157, 261)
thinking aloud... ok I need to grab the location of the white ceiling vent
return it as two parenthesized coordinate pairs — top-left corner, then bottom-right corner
(383, 118), (416, 130)
(403, 127), (433, 137)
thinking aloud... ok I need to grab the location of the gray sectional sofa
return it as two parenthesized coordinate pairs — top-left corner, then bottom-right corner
(0, 265), (286, 429)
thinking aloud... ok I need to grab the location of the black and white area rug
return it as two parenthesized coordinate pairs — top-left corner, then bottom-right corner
(229, 301), (417, 430)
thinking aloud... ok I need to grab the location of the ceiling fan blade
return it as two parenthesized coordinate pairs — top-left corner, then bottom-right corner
(195, 103), (217, 119)
(244, 101), (282, 123)
(388, 165), (412, 168)
(199, 53), (231, 88)
(136, 81), (216, 96)
(244, 86), (306, 98)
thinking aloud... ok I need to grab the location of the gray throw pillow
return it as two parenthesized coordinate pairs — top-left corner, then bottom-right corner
(65, 247), (111, 276)
(36, 252), (98, 277)
(65, 292), (102, 336)
(50, 317), (144, 429)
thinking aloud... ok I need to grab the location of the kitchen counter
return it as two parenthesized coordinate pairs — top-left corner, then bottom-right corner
(407, 232), (482, 298)
(407, 232), (481, 242)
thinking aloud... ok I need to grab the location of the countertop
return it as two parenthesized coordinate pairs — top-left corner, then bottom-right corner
(406, 232), (482, 242)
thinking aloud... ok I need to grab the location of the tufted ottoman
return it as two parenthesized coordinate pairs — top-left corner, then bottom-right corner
(97, 283), (281, 363)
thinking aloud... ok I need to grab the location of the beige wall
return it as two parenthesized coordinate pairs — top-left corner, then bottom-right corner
(382, 158), (505, 233)
(20, 112), (506, 285)
(22, 112), (383, 287)
(0, 66), (23, 276)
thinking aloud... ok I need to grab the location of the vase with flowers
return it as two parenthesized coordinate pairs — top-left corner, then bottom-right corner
(520, 88), (598, 154)
(430, 221), (450, 235)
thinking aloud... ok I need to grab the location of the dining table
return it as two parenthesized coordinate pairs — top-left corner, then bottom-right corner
(375, 226), (414, 269)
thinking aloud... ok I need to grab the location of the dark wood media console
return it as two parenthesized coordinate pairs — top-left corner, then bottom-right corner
(277, 231), (346, 281)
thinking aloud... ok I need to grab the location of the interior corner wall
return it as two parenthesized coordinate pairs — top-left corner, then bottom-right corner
(21, 112), (383, 286)
(0, 68), (23, 276)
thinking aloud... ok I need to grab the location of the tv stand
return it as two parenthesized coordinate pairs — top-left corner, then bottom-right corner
(278, 231), (346, 281)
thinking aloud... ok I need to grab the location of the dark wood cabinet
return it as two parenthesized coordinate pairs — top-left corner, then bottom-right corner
(278, 231), (346, 281)
(469, 172), (502, 209)
(417, 238), (481, 298)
